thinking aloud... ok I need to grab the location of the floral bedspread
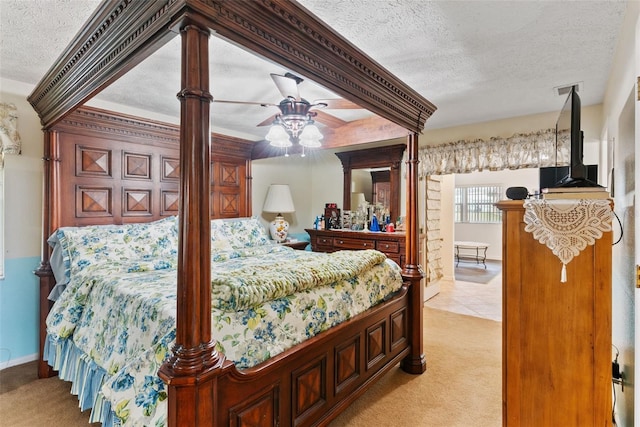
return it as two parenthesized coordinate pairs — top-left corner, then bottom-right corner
(45, 244), (403, 427)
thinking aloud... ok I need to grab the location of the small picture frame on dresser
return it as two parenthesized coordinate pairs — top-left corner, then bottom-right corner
(324, 206), (341, 229)
(341, 210), (352, 229)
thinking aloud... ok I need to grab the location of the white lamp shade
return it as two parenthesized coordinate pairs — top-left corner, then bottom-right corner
(263, 184), (295, 214)
(351, 192), (367, 209)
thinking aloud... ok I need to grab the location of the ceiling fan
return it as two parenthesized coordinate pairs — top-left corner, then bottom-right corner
(213, 72), (362, 143)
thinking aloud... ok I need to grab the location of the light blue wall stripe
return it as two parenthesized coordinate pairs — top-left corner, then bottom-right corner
(0, 256), (40, 364)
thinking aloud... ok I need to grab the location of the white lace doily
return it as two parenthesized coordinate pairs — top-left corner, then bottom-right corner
(523, 198), (612, 282)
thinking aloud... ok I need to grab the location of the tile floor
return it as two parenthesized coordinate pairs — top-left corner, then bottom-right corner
(424, 267), (502, 322)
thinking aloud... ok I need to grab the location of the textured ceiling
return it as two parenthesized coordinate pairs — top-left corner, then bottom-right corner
(0, 0), (628, 142)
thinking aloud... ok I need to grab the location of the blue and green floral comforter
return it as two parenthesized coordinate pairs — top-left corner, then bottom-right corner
(44, 217), (404, 427)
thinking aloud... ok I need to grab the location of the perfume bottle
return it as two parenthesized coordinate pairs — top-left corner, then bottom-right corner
(370, 214), (380, 232)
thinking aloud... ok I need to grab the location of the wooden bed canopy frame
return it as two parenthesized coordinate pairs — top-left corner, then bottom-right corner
(28, 1), (437, 426)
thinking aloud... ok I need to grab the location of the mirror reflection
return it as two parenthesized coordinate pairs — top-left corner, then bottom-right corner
(336, 144), (405, 230)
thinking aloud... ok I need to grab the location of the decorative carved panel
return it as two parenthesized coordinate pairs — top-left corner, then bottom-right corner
(229, 385), (279, 427)
(218, 163), (239, 186)
(76, 146), (111, 177)
(123, 152), (151, 180)
(292, 357), (326, 421)
(76, 186), (112, 218)
(335, 335), (360, 394)
(217, 192), (239, 217)
(210, 159), (247, 218)
(390, 308), (407, 351)
(123, 189), (152, 216)
(161, 156), (180, 181)
(161, 191), (179, 216)
(366, 320), (387, 370)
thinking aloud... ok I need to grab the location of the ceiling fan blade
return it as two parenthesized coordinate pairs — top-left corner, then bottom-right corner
(313, 98), (362, 109)
(313, 110), (347, 128)
(213, 99), (278, 107)
(271, 73), (300, 100)
(256, 114), (278, 127)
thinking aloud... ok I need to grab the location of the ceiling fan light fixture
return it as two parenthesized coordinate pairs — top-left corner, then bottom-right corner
(261, 75), (328, 151)
(266, 123), (292, 148)
(298, 123), (323, 148)
(281, 116), (308, 138)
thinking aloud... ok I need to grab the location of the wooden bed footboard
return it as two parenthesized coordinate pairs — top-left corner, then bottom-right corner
(160, 285), (411, 427)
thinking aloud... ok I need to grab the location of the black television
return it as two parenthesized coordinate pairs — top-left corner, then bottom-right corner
(554, 86), (601, 188)
(540, 164), (598, 192)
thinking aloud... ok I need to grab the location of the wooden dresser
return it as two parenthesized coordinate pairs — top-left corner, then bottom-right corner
(306, 229), (408, 267)
(497, 200), (612, 426)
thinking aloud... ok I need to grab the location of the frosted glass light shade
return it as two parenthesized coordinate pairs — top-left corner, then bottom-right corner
(266, 124), (292, 148)
(299, 123), (323, 147)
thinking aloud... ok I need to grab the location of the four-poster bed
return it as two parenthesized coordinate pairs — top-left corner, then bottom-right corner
(28, 1), (436, 426)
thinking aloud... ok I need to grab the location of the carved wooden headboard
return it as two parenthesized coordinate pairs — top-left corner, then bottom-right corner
(48, 105), (253, 228)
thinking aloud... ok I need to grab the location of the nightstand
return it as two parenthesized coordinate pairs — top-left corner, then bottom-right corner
(279, 240), (309, 250)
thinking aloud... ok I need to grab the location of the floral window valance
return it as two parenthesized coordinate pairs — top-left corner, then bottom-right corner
(418, 128), (570, 177)
(0, 102), (22, 168)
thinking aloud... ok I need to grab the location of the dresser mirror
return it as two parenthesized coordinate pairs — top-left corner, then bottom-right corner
(335, 144), (406, 225)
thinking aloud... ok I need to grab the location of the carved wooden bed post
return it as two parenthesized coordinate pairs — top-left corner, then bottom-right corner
(34, 129), (59, 379)
(400, 131), (426, 374)
(157, 23), (223, 427)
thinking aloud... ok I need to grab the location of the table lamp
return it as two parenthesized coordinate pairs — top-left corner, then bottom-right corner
(351, 192), (367, 210)
(263, 184), (295, 242)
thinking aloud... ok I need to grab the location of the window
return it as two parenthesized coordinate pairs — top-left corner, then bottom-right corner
(455, 185), (503, 224)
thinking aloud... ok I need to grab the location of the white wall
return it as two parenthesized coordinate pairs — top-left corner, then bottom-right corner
(251, 155), (315, 235)
(424, 104), (603, 147)
(308, 149), (345, 221)
(0, 81), (43, 259)
(0, 79), (45, 366)
(600, 3), (639, 425)
(251, 148), (348, 237)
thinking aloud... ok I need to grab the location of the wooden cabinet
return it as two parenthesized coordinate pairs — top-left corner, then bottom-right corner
(306, 229), (408, 268)
(497, 200), (611, 426)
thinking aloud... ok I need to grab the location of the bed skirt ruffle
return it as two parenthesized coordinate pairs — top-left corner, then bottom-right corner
(44, 334), (115, 426)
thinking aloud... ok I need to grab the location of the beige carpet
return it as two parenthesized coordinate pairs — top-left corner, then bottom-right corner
(0, 308), (501, 426)
(330, 307), (501, 426)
